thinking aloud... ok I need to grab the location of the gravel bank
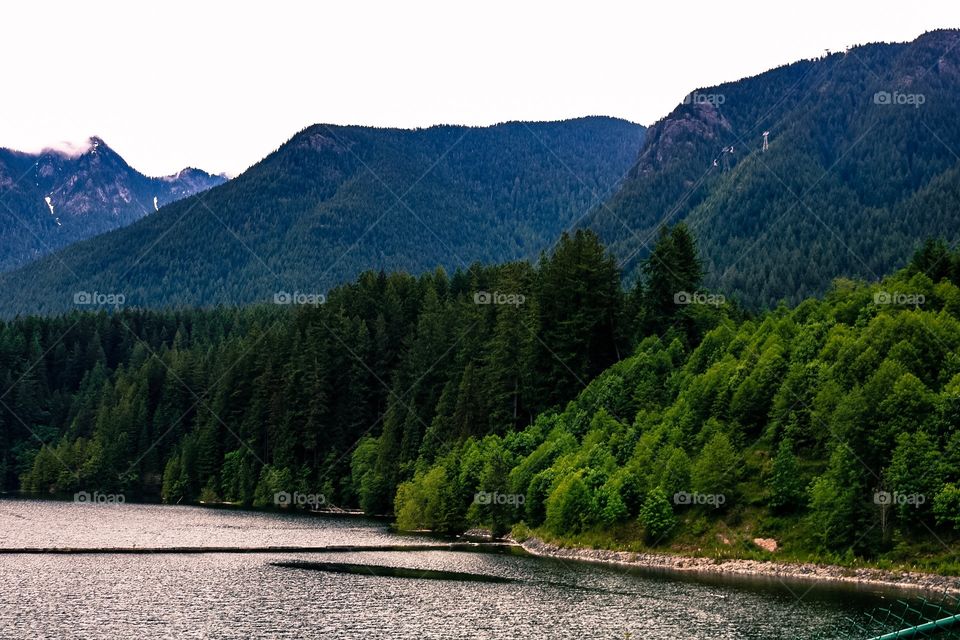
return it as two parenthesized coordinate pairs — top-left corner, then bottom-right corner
(519, 537), (960, 594)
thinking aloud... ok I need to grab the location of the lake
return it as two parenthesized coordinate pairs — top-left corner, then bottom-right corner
(0, 499), (907, 639)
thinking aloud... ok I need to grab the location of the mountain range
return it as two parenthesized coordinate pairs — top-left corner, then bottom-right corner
(1, 30), (960, 314)
(0, 138), (225, 272)
(0, 118), (644, 315)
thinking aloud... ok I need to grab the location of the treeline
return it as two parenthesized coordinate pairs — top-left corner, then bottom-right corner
(6, 228), (728, 516)
(397, 238), (960, 562)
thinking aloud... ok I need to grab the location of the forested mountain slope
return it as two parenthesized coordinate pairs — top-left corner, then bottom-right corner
(0, 118), (643, 316)
(587, 29), (960, 307)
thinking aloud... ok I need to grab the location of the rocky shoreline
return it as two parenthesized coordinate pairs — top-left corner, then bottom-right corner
(518, 536), (960, 594)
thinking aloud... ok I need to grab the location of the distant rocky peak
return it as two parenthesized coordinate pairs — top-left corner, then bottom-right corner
(0, 136), (228, 271)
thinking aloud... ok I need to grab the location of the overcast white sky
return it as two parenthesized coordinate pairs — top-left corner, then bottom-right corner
(2, 1), (958, 176)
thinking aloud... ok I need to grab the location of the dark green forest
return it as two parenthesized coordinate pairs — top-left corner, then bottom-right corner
(6, 226), (960, 566)
(6, 230), (690, 507)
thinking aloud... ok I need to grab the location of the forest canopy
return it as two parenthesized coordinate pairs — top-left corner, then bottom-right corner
(6, 231), (960, 563)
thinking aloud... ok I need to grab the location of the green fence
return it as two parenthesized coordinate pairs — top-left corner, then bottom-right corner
(835, 594), (960, 639)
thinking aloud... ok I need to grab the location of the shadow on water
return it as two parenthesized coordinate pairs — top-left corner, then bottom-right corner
(270, 556), (660, 597)
(271, 560), (516, 583)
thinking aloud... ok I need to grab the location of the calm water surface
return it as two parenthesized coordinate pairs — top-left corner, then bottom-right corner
(0, 499), (905, 639)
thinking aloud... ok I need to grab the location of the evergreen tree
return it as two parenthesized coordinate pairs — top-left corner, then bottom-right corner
(535, 230), (622, 409)
(639, 223), (705, 341)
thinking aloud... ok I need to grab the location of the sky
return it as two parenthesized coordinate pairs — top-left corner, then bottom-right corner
(2, 1), (959, 177)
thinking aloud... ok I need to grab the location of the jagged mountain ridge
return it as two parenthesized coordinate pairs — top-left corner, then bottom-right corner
(0, 137), (226, 272)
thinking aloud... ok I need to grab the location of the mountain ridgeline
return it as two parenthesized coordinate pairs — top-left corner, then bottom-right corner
(0, 138), (226, 272)
(3, 31), (960, 314)
(588, 29), (960, 307)
(0, 118), (644, 316)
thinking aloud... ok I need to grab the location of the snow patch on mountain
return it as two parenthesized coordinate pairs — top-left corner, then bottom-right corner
(44, 196), (61, 226)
